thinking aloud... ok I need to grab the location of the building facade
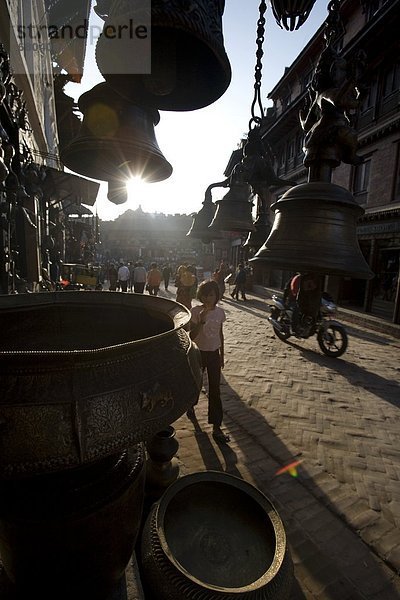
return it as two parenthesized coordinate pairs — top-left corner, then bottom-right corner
(0, 0), (99, 293)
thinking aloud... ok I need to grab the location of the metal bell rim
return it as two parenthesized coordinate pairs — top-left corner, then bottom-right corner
(249, 252), (373, 280)
(61, 137), (173, 183)
(77, 83), (161, 126)
(271, 182), (364, 214)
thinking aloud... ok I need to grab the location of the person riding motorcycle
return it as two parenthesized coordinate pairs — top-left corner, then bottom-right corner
(283, 272), (322, 336)
(269, 272), (348, 357)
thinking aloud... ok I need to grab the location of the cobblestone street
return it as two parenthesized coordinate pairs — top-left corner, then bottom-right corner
(170, 290), (400, 599)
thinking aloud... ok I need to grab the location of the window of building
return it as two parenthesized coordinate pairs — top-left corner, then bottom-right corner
(279, 146), (286, 167)
(383, 62), (400, 98)
(302, 68), (314, 92)
(360, 77), (378, 114)
(357, 76), (378, 127)
(296, 133), (304, 157)
(352, 159), (371, 203)
(393, 143), (400, 203)
(365, 0), (389, 20)
(332, 35), (344, 54)
(281, 90), (291, 110)
(381, 61), (400, 116)
(288, 139), (295, 160)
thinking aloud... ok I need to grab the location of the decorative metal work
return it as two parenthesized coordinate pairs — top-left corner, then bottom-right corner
(270, 0), (317, 31)
(299, 0), (366, 180)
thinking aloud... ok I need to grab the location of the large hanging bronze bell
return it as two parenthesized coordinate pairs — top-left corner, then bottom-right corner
(250, 182), (373, 279)
(60, 82), (172, 189)
(95, 0), (231, 111)
(208, 178), (255, 234)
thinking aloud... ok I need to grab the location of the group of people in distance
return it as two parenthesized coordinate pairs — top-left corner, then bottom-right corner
(107, 261), (172, 295)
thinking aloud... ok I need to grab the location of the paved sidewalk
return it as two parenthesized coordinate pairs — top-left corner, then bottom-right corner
(169, 289), (400, 599)
(2, 287), (398, 599)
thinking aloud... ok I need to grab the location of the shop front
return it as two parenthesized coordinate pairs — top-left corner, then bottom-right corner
(356, 209), (400, 323)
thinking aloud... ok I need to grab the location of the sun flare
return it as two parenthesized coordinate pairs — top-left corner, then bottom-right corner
(124, 176), (149, 210)
(126, 176), (147, 196)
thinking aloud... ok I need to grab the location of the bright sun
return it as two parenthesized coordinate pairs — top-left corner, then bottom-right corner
(126, 176), (146, 196)
(125, 176), (149, 210)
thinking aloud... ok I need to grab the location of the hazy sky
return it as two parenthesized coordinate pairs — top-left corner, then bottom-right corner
(65, 0), (329, 221)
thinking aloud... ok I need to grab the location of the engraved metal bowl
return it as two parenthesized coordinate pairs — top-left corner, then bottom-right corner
(0, 292), (201, 478)
(140, 471), (294, 599)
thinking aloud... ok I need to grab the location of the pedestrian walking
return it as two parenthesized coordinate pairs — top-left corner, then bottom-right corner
(175, 264), (196, 309)
(230, 263), (247, 300)
(188, 264), (198, 302)
(127, 262), (134, 292)
(162, 263), (172, 291)
(108, 263), (118, 291)
(188, 279), (229, 443)
(146, 262), (162, 296)
(132, 260), (147, 294)
(117, 262), (130, 292)
(212, 261), (226, 300)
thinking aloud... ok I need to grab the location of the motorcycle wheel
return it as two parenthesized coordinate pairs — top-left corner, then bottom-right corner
(271, 309), (291, 341)
(317, 324), (348, 357)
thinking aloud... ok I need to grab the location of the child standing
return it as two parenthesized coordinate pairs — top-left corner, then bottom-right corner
(189, 279), (229, 442)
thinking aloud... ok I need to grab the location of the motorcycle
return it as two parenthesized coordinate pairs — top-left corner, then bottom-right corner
(267, 293), (348, 357)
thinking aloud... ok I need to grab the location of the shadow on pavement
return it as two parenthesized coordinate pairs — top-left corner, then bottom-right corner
(203, 374), (399, 599)
(294, 346), (400, 409)
(344, 324), (400, 346)
(187, 405), (241, 476)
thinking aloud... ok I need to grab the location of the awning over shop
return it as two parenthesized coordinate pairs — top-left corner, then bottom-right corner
(363, 203), (400, 217)
(45, 167), (100, 206)
(62, 202), (94, 216)
(44, 0), (92, 82)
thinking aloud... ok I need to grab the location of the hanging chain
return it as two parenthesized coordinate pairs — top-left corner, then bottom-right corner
(249, 0), (267, 131)
(324, 0), (343, 47)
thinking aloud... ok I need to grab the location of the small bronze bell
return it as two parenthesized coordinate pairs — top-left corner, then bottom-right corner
(250, 182), (373, 279)
(95, 0), (231, 111)
(243, 194), (271, 251)
(187, 184), (226, 242)
(186, 202), (217, 244)
(208, 174), (255, 234)
(60, 82), (172, 186)
(107, 179), (128, 205)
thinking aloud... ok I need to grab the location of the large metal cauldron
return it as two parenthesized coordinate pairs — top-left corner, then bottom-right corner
(139, 472), (294, 599)
(0, 292), (202, 478)
(0, 444), (145, 599)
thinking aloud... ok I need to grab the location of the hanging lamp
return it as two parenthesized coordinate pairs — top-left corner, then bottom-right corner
(269, 0), (317, 31)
